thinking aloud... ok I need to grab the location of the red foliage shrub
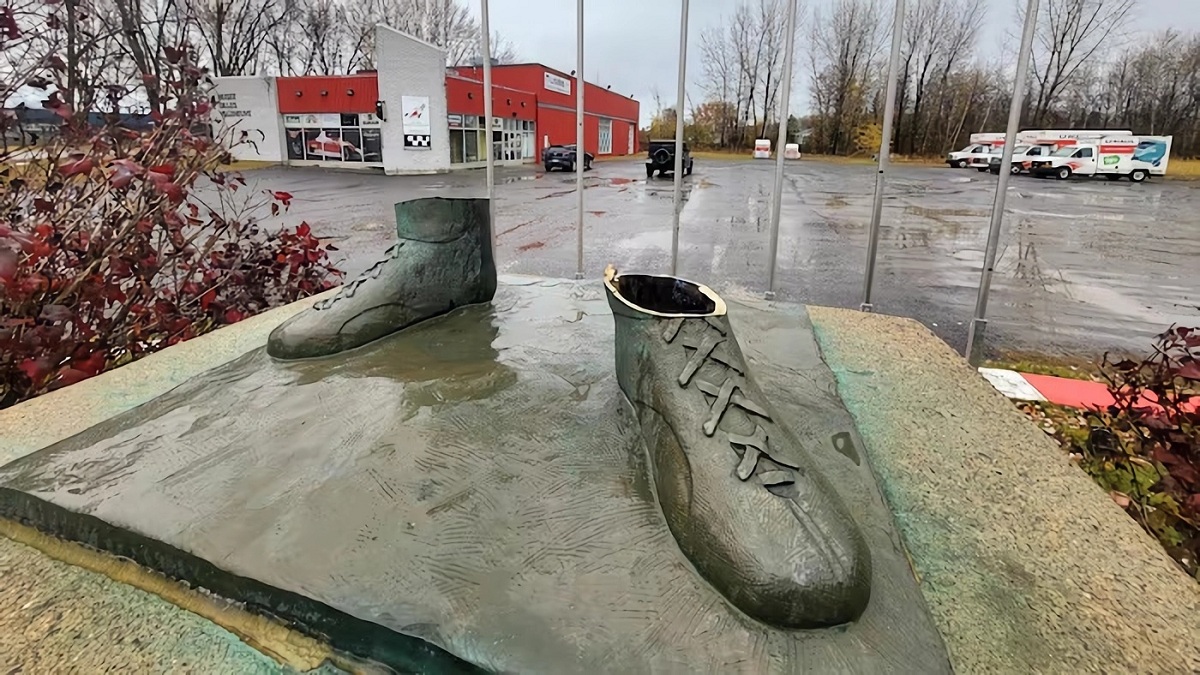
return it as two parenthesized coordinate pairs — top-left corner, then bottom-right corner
(1083, 326), (1200, 578)
(0, 45), (341, 408)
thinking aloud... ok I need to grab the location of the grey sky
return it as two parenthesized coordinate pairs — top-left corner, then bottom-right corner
(473, 0), (1200, 126)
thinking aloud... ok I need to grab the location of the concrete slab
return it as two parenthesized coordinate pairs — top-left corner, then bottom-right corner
(0, 278), (948, 673)
(809, 306), (1200, 674)
(0, 532), (327, 674)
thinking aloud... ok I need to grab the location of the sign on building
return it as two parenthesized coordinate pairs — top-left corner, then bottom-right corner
(401, 95), (431, 149)
(543, 71), (571, 96)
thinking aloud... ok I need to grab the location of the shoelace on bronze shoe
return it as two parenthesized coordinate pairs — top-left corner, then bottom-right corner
(313, 241), (407, 311)
(662, 317), (799, 487)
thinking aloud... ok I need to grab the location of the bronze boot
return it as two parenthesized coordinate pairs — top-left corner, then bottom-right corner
(604, 266), (871, 628)
(268, 197), (497, 360)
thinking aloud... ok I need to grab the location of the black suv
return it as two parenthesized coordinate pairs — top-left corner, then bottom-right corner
(543, 144), (593, 172)
(646, 139), (694, 178)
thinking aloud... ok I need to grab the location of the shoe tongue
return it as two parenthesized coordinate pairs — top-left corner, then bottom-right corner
(394, 198), (485, 242)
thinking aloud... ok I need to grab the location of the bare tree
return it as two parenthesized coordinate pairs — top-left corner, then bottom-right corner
(295, 0), (357, 74)
(322, 0), (507, 71)
(108, 0), (193, 111)
(691, 0), (796, 149)
(486, 30), (518, 65)
(195, 0), (287, 76)
(1024, 0), (1137, 126)
(698, 25), (736, 147)
(893, 0), (984, 154)
(754, 0), (789, 140)
(808, 0), (885, 154)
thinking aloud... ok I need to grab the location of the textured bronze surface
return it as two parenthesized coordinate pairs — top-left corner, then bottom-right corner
(267, 197), (497, 360)
(0, 278), (948, 673)
(605, 270), (872, 629)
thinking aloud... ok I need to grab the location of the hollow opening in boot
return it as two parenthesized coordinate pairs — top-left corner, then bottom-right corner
(612, 274), (717, 315)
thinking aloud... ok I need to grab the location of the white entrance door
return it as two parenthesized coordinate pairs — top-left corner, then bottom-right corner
(598, 118), (613, 155)
(627, 126), (634, 154)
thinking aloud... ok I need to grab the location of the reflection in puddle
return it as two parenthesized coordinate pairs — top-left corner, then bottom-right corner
(502, 174), (541, 184)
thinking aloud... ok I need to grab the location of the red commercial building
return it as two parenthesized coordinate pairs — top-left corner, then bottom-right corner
(444, 73), (539, 165)
(453, 63), (641, 158)
(213, 27), (640, 173)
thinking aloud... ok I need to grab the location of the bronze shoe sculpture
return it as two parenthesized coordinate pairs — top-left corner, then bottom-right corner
(268, 197), (496, 360)
(603, 266), (871, 628)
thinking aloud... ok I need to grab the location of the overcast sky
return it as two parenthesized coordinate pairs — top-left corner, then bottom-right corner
(473, 0), (1200, 126)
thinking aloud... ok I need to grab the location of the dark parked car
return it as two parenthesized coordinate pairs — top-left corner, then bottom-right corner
(543, 144), (593, 172)
(646, 139), (693, 178)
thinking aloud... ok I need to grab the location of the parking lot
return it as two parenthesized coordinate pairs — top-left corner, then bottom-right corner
(236, 158), (1199, 359)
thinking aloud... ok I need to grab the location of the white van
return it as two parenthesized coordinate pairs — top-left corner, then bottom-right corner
(947, 132), (1005, 168)
(946, 143), (989, 168)
(988, 144), (1055, 174)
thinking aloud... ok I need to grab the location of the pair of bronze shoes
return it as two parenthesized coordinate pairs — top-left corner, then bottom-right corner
(268, 198), (871, 629)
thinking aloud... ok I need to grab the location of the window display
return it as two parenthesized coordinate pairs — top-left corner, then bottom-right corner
(283, 112), (382, 164)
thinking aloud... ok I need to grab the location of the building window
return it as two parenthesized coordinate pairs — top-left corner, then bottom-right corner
(450, 134), (465, 163)
(522, 120), (535, 159)
(447, 114), (532, 163)
(283, 112), (382, 163)
(465, 130), (479, 162)
(448, 113), (465, 163)
(598, 118), (613, 155)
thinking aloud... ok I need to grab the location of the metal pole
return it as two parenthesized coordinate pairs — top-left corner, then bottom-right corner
(764, 0), (798, 300)
(860, 0), (904, 312)
(575, 0), (585, 279)
(480, 0), (495, 253)
(965, 0), (1038, 365)
(669, 0), (689, 276)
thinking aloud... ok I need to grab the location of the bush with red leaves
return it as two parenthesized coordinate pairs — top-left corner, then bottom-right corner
(1081, 327), (1200, 578)
(0, 44), (342, 408)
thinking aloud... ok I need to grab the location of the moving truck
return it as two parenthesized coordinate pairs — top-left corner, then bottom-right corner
(946, 132), (1005, 168)
(950, 129), (1132, 171)
(1016, 129), (1132, 148)
(1028, 135), (1172, 182)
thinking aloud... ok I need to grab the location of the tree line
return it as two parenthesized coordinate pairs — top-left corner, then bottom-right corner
(670, 0), (1200, 158)
(3, 0), (512, 116)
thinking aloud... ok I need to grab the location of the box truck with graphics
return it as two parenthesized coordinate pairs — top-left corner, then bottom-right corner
(1028, 135), (1171, 182)
(951, 129), (1133, 172)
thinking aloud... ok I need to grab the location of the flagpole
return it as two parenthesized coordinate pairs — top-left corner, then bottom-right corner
(669, 0), (690, 275)
(480, 0), (495, 253)
(763, 0), (798, 300)
(965, 0), (1039, 365)
(860, 0), (904, 312)
(575, 0), (585, 279)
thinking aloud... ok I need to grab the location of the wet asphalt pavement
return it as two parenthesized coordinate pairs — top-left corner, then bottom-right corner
(236, 159), (1199, 359)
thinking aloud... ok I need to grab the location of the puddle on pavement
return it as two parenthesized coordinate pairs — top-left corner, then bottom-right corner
(903, 205), (985, 223)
